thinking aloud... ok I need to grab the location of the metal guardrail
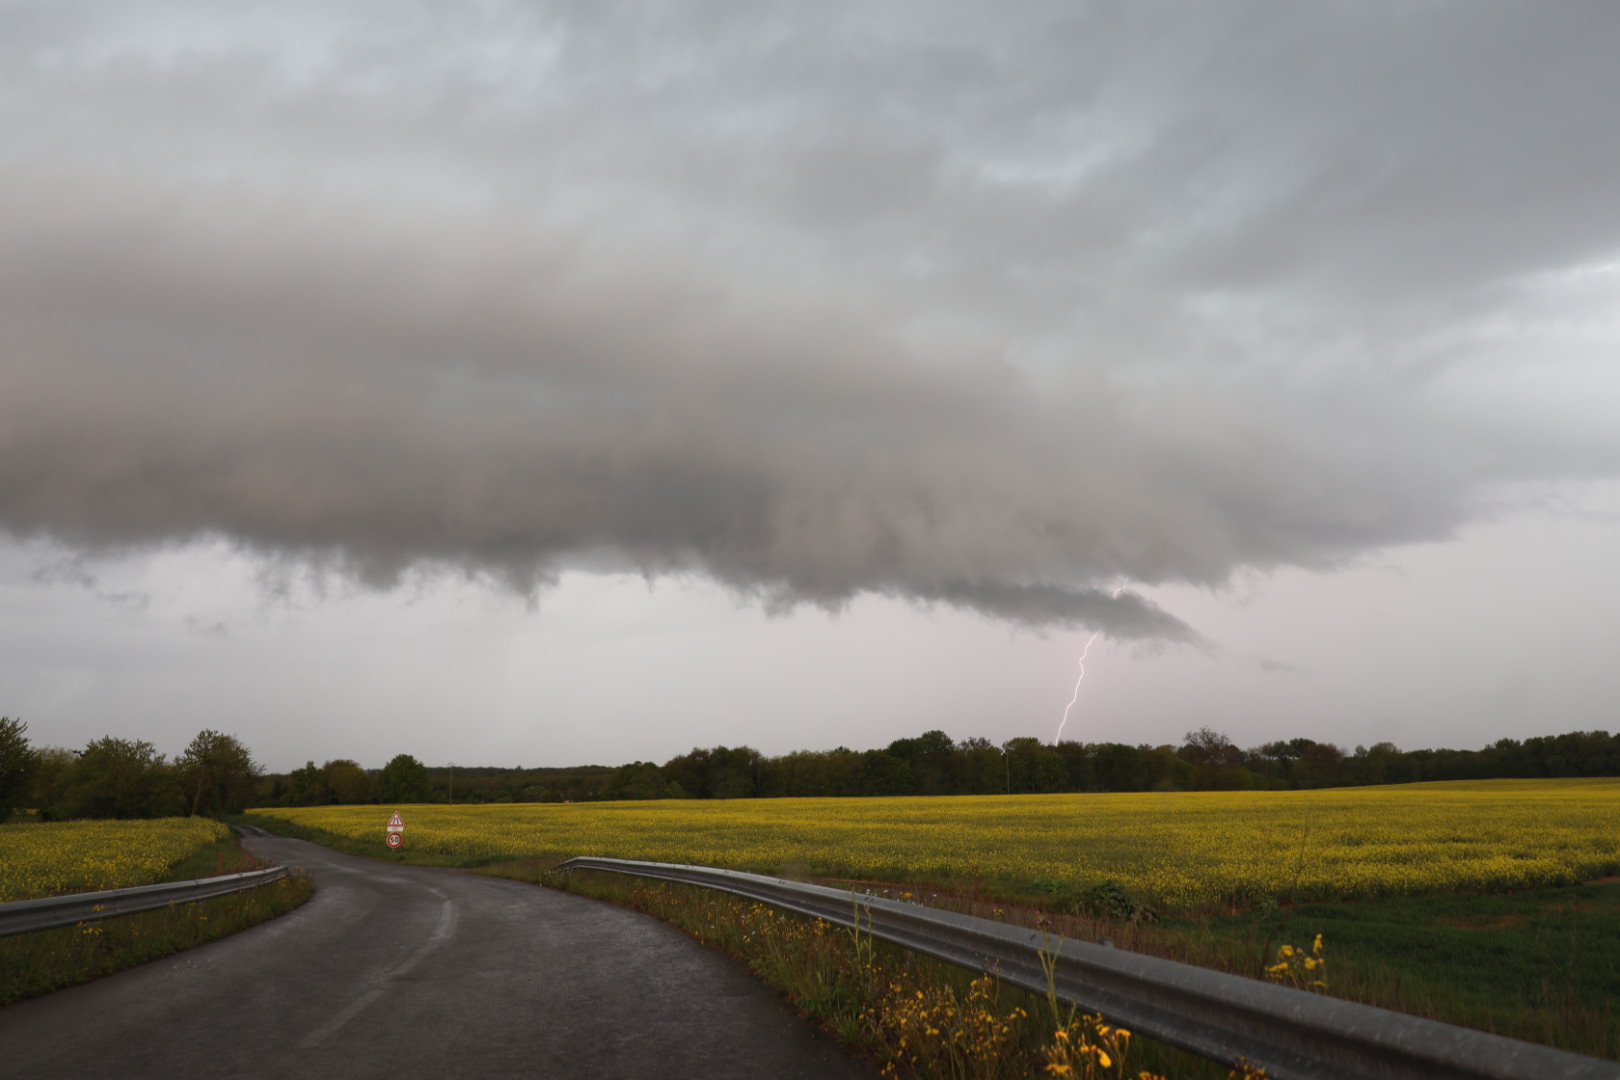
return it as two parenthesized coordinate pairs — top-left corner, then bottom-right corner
(0, 866), (289, 938)
(557, 856), (1617, 1080)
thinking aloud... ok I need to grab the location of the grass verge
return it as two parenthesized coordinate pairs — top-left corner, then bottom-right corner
(162, 832), (269, 881)
(1185, 883), (1620, 1060)
(0, 836), (315, 1007)
(842, 880), (1620, 1063)
(535, 865), (1257, 1080)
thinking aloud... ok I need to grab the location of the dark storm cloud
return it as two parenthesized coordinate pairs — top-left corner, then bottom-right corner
(2, 1), (1618, 638)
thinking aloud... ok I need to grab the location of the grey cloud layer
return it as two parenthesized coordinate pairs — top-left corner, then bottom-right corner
(2, 1), (1618, 637)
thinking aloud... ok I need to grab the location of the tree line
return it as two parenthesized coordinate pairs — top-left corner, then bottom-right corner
(4, 715), (1617, 818)
(220, 725), (1620, 805)
(252, 759), (617, 807)
(596, 727), (1620, 801)
(0, 718), (262, 821)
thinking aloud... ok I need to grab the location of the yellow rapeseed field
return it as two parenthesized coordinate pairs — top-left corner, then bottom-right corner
(0, 818), (231, 902)
(256, 778), (1620, 910)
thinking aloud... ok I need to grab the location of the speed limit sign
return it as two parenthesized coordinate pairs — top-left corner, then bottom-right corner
(386, 831), (403, 849)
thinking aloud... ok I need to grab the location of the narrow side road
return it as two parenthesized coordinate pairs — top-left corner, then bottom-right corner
(0, 833), (879, 1079)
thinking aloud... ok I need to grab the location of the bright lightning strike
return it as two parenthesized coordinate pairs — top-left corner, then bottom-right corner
(1054, 586), (1124, 745)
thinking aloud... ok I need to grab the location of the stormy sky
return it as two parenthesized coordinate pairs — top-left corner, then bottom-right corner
(3, 2), (1618, 771)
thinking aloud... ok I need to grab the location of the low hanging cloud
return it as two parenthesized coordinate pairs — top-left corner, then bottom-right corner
(2, 2), (1619, 640)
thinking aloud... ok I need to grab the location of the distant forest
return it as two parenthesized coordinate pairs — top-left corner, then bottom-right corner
(253, 727), (1620, 806)
(5, 717), (1616, 819)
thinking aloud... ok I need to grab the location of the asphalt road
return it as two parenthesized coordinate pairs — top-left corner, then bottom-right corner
(0, 832), (880, 1079)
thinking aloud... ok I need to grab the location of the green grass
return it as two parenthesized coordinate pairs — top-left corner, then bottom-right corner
(162, 832), (267, 880)
(892, 878), (1620, 1062)
(1180, 881), (1620, 1059)
(544, 867), (1233, 1080)
(0, 835), (315, 1007)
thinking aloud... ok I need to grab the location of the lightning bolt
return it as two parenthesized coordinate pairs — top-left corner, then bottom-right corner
(1054, 586), (1124, 745)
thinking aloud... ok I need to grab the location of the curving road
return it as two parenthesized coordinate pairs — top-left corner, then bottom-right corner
(0, 832), (878, 1079)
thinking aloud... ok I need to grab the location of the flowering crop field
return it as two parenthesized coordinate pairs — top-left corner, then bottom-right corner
(0, 818), (232, 902)
(255, 778), (1620, 910)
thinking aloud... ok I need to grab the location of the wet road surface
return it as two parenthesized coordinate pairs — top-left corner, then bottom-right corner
(0, 833), (879, 1079)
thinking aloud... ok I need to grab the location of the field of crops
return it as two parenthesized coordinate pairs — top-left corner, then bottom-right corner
(256, 778), (1620, 909)
(0, 818), (232, 902)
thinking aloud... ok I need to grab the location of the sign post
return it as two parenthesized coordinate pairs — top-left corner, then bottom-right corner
(385, 810), (404, 849)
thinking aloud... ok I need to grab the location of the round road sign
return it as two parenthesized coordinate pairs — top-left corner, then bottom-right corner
(385, 832), (403, 849)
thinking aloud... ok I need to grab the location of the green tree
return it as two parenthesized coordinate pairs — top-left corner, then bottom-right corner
(861, 750), (913, 796)
(28, 746), (79, 819)
(758, 750), (818, 797)
(603, 761), (668, 800)
(1054, 740), (1093, 791)
(956, 742), (1006, 795)
(1180, 727), (1250, 790)
(1002, 737), (1045, 793)
(707, 746), (761, 799)
(1032, 748), (1069, 792)
(1294, 742), (1346, 788)
(254, 772), (290, 806)
(1141, 744), (1190, 791)
(660, 748), (710, 799)
(1346, 741), (1414, 786)
(178, 730), (262, 816)
(887, 730), (956, 795)
(1091, 742), (1147, 791)
(321, 759), (373, 804)
(379, 754), (431, 803)
(60, 737), (183, 819)
(0, 717), (40, 822)
(287, 761), (326, 805)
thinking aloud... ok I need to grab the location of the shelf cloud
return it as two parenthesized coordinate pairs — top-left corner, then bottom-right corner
(3, 2), (1619, 641)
